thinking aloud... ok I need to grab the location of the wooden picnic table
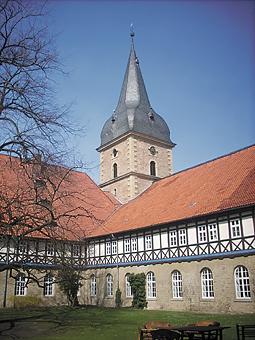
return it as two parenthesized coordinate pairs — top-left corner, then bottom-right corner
(139, 325), (230, 340)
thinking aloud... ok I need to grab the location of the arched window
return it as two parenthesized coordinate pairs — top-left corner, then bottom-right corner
(113, 163), (118, 178)
(125, 274), (133, 298)
(106, 274), (113, 297)
(90, 275), (97, 296)
(150, 161), (156, 176)
(15, 274), (26, 296)
(201, 268), (214, 299)
(44, 274), (54, 296)
(172, 270), (183, 299)
(234, 266), (251, 299)
(147, 271), (156, 298)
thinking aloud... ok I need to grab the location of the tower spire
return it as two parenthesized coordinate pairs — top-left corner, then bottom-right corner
(100, 30), (173, 147)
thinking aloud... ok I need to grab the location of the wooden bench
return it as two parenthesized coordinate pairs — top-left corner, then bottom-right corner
(236, 324), (255, 340)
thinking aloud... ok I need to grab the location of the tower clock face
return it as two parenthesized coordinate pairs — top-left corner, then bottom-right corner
(149, 146), (156, 155)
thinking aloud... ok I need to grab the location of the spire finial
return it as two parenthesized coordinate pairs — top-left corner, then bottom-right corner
(130, 23), (135, 38)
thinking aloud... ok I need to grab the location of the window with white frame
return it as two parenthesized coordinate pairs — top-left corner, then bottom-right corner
(208, 223), (218, 241)
(88, 244), (95, 257)
(172, 270), (183, 299)
(15, 274), (26, 296)
(46, 243), (54, 256)
(18, 241), (27, 254)
(43, 274), (54, 296)
(106, 242), (111, 255)
(201, 268), (214, 298)
(125, 274), (133, 298)
(112, 240), (117, 255)
(170, 231), (177, 247)
(106, 274), (113, 297)
(145, 235), (152, 250)
(90, 275), (97, 296)
(124, 238), (130, 253)
(147, 271), (156, 298)
(198, 225), (207, 243)
(231, 219), (241, 238)
(178, 229), (187, 245)
(234, 266), (251, 299)
(131, 237), (137, 252)
(72, 244), (80, 257)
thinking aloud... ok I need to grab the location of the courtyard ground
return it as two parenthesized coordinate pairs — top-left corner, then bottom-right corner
(0, 306), (254, 339)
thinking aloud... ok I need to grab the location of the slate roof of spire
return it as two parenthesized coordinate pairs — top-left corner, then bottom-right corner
(91, 144), (255, 237)
(100, 34), (174, 147)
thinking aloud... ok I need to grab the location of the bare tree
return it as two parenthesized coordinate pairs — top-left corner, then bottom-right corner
(0, 0), (73, 162)
(0, 154), (107, 307)
(0, 1), (109, 307)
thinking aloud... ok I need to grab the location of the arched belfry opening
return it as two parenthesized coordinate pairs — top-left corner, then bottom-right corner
(113, 163), (118, 178)
(150, 161), (156, 176)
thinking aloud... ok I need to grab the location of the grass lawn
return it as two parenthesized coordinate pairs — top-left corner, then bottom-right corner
(0, 306), (254, 339)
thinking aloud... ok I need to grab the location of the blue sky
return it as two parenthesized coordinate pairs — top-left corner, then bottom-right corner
(48, 0), (255, 182)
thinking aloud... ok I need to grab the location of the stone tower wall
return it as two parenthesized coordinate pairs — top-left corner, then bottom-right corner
(99, 134), (173, 203)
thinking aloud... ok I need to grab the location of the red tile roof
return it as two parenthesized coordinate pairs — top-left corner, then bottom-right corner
(91, 145), (255, 237)
(0, 155), (118, 240)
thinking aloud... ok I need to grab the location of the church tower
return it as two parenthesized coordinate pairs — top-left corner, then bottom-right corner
(98, 31), (175, 203)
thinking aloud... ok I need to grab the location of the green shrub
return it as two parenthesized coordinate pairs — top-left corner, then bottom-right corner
(115, 288), (122, 308)
(128, 273), (147, 309)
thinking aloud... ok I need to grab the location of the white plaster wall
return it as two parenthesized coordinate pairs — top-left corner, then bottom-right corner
(153, 233), (160, 249)
(243, 216), (254, 236)
(219, 221), (229, 239)
(188, 227), (197, 244)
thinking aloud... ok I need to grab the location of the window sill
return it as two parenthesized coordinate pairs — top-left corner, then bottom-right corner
(147, 297), (157, 301)
(234, 299), (252, 302)
(171, 298), (183, 301)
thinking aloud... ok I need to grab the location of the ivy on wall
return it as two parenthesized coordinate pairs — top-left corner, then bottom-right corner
(129, 273), (147, 309)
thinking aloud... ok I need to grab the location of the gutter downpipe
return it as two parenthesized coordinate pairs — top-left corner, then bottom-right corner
(3, 237), (10, 308)
(111, 234), (119, 290)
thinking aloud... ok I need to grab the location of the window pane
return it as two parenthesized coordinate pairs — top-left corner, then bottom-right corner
(106, 274), (113, 297)
(231, 219), (241, 238)
(125, 275), (133, 298)
(147, 272), (156, 298)
(44, 274), (54, 296)
(208, 224), (218, 241)
(201, 268), (214, 298)
(15, 274), (26, 296)
(179, 229), (187, 246)
(145, 235), (152, 250)
(235, 266), (251, 299)
(172, 271), (183, 298)
(90, 275), (96, 296)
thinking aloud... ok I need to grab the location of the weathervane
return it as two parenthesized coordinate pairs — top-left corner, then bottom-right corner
(130, 23), (135, 37)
